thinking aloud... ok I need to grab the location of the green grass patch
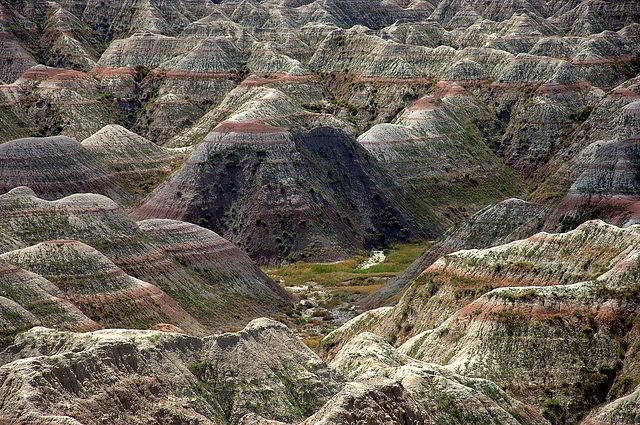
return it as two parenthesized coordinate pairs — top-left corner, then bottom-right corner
(345, 264), (401, 273)
(266, 242), (431, 289)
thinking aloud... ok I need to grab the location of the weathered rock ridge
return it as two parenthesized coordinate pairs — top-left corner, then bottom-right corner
(342, 220), (640, 423)
(0, 319), (345, 425)
(0, 128), (186, 207)
(0, 187), (294, 334)
(365, 197), (550, 307)
(1, 0), (638, 254)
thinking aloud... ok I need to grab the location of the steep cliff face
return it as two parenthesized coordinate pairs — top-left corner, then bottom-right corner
(543, 133), (640, 233)
(0, 187), (294, 332)
(532, 75), (640, 204)
(398, 280), (635, 423)
(492, 63), (604, 179)
(0, 0), (638, 239)
(1, 2), (640, 424)
(0, 317), (552, 425)
(0, 65), (124, 142)
(0, 4), (38, 84)
(541, 88), (640, 225)
(167, 82), (353, 149)
(581, 383), (640, 425)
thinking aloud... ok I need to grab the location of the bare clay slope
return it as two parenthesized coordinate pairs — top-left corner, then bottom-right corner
(0, 187), (294, 333)
(0, 240), (205, 334)
(358, 80), (526, 226)
(1, 0), (639, 241)
(0, 128), (186, 207)
(541, 99), (640, 232)
(133, 124), (437, 264)
(0, 258), (100, 342)
(0, 317), (552, 425)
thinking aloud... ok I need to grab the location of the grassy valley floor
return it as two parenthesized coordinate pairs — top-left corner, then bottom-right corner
(264, 241), (432, 349)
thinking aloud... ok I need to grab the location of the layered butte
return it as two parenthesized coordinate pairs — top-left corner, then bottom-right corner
(335, 220), (640, 422)
(0, 240), (204, 333)
(133, 103), (436, 262)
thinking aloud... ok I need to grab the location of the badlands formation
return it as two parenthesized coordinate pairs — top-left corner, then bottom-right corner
(0, 0), (640, 424)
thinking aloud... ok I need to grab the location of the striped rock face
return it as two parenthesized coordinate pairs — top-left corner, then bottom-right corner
(353, 220), (640, 423)
(0, 1), (639, 425)
(0, 240), (205, 334)
(0, 188), (295, 335)
(133, 119), (435, 264)
(0, 128), (186, 208)
(0, 319), (345, 425)
(365, 197), (550, 308)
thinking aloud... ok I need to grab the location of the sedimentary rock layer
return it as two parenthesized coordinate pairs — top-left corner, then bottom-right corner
(0, 240), (204, 333)
(0, 187), (294, 331)
(0, 128), (186, 207)
(133, 123), (435, 263)
(365, 198), (550, 307)
(0, 319), (345, 425)
(358, 81), (524, 226)
(354, 220), (640, 422)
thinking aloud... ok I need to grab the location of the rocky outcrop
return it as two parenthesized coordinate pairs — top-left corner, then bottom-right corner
(329, 332), (549, 425)
(0, 20), (37, 84)
(0, 318), (345, 425)
(243, 329), (550, 425)
(543, 133), (640, 232)
(0, 65), (122, 141)
(298, 375), (429, 425)
(376, 220), (640, 345)
(1, 3), (640, 424)
(537, 86), (640, 231)
(318, 306), (393, 359)
(532, 75), (640, 204)
(353, 220), (640, 422)
(581, 383), (640, 425)
(365, 198), (550, 307)
(167, 79), (351, 148)
(398, 279), (635, 423)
